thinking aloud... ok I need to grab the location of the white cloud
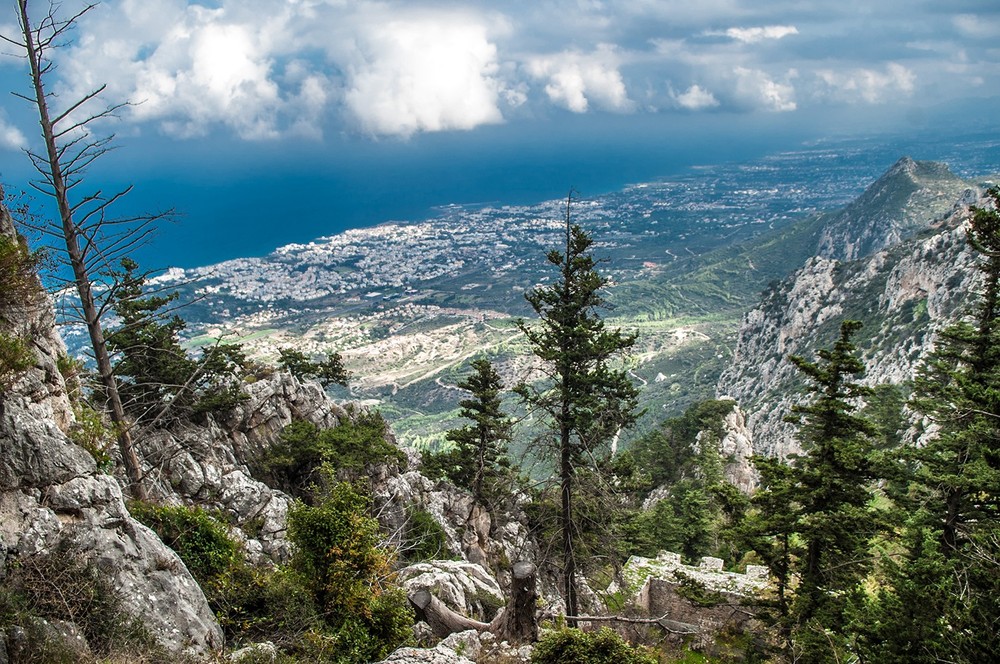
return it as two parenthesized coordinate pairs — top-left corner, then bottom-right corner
(0, 117), (26, 150)
(58, 1), (306, 139)
(4, 0), (992, 140)
(714, 25), (799, 43)
(813, 63), (915, 104)
(526, 45), (632, 113)
(953, 14), (1000, 39)
(733, 67), (797, 111)
(343, 16), (504, 138)
(672, 84), (719, 110)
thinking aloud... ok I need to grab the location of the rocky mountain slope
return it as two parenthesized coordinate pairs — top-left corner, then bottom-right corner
(717, 161), (992, 458)
(0, 200), (540, 660)
(0, 207), (223, 658)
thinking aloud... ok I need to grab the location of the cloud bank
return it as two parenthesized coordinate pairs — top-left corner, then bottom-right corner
(1, 0), (995, 141)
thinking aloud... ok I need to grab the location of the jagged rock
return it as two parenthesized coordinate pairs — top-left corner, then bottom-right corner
(136, 371), (353, 563)
(0, 214), (223, 658)
(376, 470), (537, 579)
(399, 560), (505, 622)
(719, 186), (983, 458)
(717, 405), (756, 494)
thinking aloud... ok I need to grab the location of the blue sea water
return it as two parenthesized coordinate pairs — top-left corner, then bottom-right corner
(12, 105), (999, 271)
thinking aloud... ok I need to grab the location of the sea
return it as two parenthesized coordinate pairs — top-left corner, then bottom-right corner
(11, 108), (999, 272)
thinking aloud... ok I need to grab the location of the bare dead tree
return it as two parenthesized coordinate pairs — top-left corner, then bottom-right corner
(2, 0), (173, 499)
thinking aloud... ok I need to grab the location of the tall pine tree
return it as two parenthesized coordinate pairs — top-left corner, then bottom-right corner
(877, 186), (1000, 662)
(515, 192), (639, 625)
(425, 358), (512, 507)
(748, 320), (879, 663)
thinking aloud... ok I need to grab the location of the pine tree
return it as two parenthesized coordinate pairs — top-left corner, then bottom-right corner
(106, 258), (245, 425)
(748, 320), (879, 663)
(436, 358), (512, 506)
(909, 187), (1000, 552)
(889, 186), (1000, 661)
(515, 192), (639, 625)
(278, 347), (350, 388)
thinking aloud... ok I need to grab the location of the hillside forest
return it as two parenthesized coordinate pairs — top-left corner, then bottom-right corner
(2, 4), (1000, 661)
(2, 167), (1000, 662)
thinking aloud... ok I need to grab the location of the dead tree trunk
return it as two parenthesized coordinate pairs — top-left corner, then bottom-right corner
(496, 561), (538, 644)
(409, 589), (490, 638)
(408, 561), (539, 644)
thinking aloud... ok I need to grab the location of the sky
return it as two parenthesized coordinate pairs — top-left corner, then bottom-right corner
(0, 0), (999, 267)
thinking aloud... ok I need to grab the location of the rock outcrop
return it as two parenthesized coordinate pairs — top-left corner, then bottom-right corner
(136, 372), (349, 563)
(376, 468), (537, 581)
(399, 560), (505, 623)
(0, 215), (223, 657)
(718, 178), (986, 458)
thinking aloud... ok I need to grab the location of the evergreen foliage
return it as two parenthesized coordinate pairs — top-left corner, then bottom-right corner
(531, 627), (658, 664)
(862, 186), (1000, 662)
(631, 398), (737, 488)
(399, 505), (450, 562)
(747, 320), (879, 663)
(106, 258), (247, 424)
(515, 195), (640, 622)
(253, 411), (405, 498)
(278, 347), (350, 388)
(622, 399), (748, 564)
(422, 358), (512, 506)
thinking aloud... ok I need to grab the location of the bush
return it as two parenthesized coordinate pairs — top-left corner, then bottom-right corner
(288, 480), (413, 663)
(0, 329), (34, 390)
(0, 232), (42, 391)
(130, 491), (414, 662)
(400, 506), (450, 562)
(254, 411), (405, 498)
(68, 403), (115, 472)
(127, 502), (240, 585)
(531, 628), (659, 664)
(0, 231), (42, 314)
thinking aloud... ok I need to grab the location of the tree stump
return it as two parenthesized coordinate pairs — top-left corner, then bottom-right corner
(407, 560), (539, 644)
(496, 561), (538, 644)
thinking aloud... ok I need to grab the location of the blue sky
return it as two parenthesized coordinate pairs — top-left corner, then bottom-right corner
(1, 0), (999, 266)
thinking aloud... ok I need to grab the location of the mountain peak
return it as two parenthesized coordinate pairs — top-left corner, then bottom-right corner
(815, 157), (969, 262)
(882, 155), (956, 184)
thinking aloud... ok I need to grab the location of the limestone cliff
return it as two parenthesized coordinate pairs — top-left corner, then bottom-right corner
(718, 174), (987, 458)
(0, 210), (223, 658)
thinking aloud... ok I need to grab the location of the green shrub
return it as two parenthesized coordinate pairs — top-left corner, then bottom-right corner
(287, 480), (413, 663)
(0, 329), (34, 390)
(0, 231), (42, 314)
(68, 403), (115, 472)
(129, 492), (413, 662)
(0, 232), (42, 391)
(400, 506), (450, 562)
(127, 501), (241, 585)
(531, 627), (659, 664)
(254, 411), (405, 498)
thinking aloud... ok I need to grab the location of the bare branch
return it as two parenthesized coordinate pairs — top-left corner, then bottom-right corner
(50, 83), (108, 127)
